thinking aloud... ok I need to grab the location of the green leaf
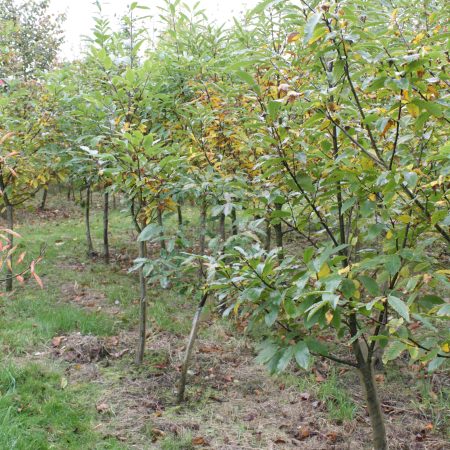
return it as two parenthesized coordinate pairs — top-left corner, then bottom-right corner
(388, 295), (410, 322)
(277, 347), (294, 372)
(359, 276), (381, 296)
(428, 357), (445, 372)
(255, 341), (278, 365)
(385, 255), (401, 276)
(138, 224), (162, 242)
(265, 307), (278, 327)
(268, 100), (282, 119)
(303, 12), (322, 44)
(382, 340), (407, 363)
(294, 341), (310, 369)
(303, 247), (314, 264)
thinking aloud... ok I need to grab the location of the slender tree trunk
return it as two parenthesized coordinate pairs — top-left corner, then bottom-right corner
(5, 203), (13, 292)
(274, 203), (284, 260)
(219, 212), (226, 241)
(199, 197), (207, 276)
(359, 363), (388, 450)
(350, 314), (387, 450)
(157, 208), (166, 252)
(135, 239), (148, 364)
(112, 194), (117, 209)
(103, 192), (110, 263)
(39, 186), (48, 211)
(231, 208), (238, 236)
(79, 188), (83, 203)
(67, 186), (71, 201)
(264, 219), (272, 251)
(85, 184), (95, 257)
(177, 292), (208, 403)
(177, 204), (183, 227)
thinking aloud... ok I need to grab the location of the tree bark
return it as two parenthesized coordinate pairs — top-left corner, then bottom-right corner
(231, 208), (238, 236)
(219, 212), (226, 241)
(199, 197), (207, 276)
(157, 208), (166, 252)
(359, 363), (388, 450)
(5, 203), (14, 292)
(274, 203), (284, 260)
(177, 292), (208, 403)
(85, 184), (95, 257)
(39, 186), (48, 211)
(103, 191), (110, 263)
(350, 314), (387, 450)
(135, 239), (148, 364)
(264, 219), (272, 251)
(177, 204), (183, 227)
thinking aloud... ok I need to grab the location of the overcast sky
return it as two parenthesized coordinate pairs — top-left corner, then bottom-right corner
(49, 0), (258, 59)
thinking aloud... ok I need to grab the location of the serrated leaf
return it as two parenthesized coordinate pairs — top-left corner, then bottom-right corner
(294, 341), (310, 369)
(388, 295), (410, 322)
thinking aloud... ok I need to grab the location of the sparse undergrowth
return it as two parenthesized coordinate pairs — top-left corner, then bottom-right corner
(0, 194), (448, 449)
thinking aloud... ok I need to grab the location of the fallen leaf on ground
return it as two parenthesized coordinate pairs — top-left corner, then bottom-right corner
(192, 436), (208, 446)
(52, 336), (64, 347)
(60, 377), (68, 389)
(300, 392), (310, 401)
(96, 403), (109, 413)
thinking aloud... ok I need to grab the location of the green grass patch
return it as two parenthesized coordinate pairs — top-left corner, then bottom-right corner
(0, 362), (123, 449)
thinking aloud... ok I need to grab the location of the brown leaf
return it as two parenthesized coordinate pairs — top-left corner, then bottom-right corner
(192, 436), (208, 446)
(296, 427), (311, 440)
(287, 31), (300, 43)
(375, 374), (385, 383)
(326, 431), (338, 443)
(96, 403), (109, 413)
(274, 437), (287, 444)
(52, 336), (64, 347)
(315, 372), (326, 382)
(381, 119), (395, 137)
(300, 392), (310, 401)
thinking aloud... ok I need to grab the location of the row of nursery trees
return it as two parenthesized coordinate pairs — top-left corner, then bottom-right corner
(1, 0), (449, 448)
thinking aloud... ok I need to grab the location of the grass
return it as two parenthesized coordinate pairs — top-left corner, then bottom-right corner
(0, 191), (448, 449)
(0, 363), (123, 450)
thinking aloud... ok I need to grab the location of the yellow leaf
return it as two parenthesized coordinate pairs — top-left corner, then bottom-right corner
(338, 265), (351, 275)
(320, 119), (331, 130)
(287, 31), (300, 43)
(386, 230), (393, 240)
(436, 269), (450, 275)
(441, 343), (449, 353)
(406, 103), (420, 118)
(325, 310), (334, 324)
(369, 193), (377, 202)
(398, 215), (411, 224)
(381, 119), (395, 137)
(412, 32), (426, 45)
(318, 263), (331, 279)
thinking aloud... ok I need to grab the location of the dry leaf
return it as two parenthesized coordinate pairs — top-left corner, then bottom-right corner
(52, 336), (64, 347)
(96, 403), (109, 413)
(192, 436), (208, 446)
(287, 31), (300, 43)
(300, 392), (310, 401)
